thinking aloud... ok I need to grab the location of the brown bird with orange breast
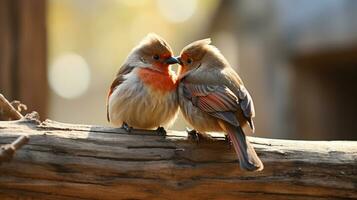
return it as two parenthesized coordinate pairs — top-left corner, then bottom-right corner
(107, 33), (180, 134)
(177, 39), (264, 171)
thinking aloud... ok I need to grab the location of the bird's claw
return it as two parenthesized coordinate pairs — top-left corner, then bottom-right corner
(121, 122), (133, 133)
(186, 128), (201, 143)
(156, 126), (167, 136)
(186, 128), (215, 143)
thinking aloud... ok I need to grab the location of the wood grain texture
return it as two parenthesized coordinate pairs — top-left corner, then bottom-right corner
(0, 135), (29, 163)
(0, 118), (356, 200)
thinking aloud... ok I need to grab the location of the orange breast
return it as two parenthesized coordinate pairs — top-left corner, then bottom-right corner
(137, 68), (177, 92)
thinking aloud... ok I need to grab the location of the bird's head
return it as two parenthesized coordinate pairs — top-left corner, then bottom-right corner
(128, 33), (179, 73)
(177, 38), (228, 79)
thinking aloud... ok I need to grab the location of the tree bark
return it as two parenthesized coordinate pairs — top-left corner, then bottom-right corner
(0, 117), (356, 200)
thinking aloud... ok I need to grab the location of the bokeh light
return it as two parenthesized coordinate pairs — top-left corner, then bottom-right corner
(156, 0), (197, 23)
(48, 53), (91, 99)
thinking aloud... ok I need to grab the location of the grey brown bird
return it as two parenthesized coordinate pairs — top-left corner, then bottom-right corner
(177, 39), (263, 171)
(107, 33), (180, 133)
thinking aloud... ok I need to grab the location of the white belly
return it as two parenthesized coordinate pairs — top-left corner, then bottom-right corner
(108, 72), (178, 129)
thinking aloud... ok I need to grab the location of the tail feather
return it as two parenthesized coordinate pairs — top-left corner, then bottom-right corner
(221, 123), (263, 171)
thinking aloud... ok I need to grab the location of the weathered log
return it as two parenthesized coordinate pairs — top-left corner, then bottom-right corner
(0, 117), (356, 200)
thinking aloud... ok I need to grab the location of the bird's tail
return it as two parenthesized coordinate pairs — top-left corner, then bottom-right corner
(221, 123), (263, 171)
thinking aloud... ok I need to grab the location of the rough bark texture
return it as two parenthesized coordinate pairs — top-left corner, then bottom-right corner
(0, 117), (356, 200)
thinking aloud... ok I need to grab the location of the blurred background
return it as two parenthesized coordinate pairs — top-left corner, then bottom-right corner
(1, 0), (356, 140)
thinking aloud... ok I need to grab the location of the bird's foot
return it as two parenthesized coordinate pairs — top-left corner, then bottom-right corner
(186, 128), (199, 142)
(186, 128), (213, 143)
(121, 122), (133, 133)
(156, 126), (167, 136)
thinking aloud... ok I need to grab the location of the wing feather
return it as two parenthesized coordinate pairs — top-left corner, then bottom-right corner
(222, 67), (255, 130)
(183, 83), (240, 126)
(236, 86), (255, 130)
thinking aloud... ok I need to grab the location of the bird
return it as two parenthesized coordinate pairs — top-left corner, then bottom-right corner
(176, 39), (264, 171)
(106, 33), (180, 135)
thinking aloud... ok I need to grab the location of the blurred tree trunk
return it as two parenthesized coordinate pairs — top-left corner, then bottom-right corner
(0, 0), (47, 119)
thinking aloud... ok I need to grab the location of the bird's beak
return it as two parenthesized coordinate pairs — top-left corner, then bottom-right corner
(176, 57), (183, 65)
(165, 56), (180, 64)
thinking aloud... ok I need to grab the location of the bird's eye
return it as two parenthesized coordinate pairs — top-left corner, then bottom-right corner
(187, 58), (192, 64)
(153, 55), (160, 60)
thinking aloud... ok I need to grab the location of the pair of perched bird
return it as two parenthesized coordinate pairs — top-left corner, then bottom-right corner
(107, 33), (263, 171)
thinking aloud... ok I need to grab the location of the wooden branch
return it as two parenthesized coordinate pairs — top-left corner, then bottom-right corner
(0, 94), (23, 120)
(0, 118), (356, 200)
(0, 135), (29, 163)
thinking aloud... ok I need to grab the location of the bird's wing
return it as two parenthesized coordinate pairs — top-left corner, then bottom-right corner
(182, 83), (240, 127)
(106, 64), (135, 122)
(222, 68), (255, 130)
(235, 85), (255, 130)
